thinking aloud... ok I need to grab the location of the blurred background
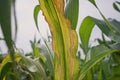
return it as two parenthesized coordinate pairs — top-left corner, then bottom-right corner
(0, 0), (120, 53)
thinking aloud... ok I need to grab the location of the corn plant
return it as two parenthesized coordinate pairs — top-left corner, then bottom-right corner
(33, 0), (119, 80)
(79, 0), (120, 80)
(0, 0), (120, 80)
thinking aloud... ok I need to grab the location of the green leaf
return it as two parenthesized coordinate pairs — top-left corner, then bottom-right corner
(112, 65), (120, 76)
(101, 60), (111, 80)
(64, 0), (79, 30)
(89, 0), (116, 36)
(88, 0), (97, 7)
(79, 16), (120, 54)
(83, 71), (93, 80)
(31, 38), (54, 78)
(0, 0), (16, 64)
(0, 53), (21, 73)
(110, 19), (120, 34)
(110, 43), (120, 50)
(0, 53), (21, 79)
(11, 0), (18, 41)
(34, 5), (41, 32)
(110, 65), (120, 80)
(0, 62), (12, 80)
(97, 66), (103, 80)
(42, 39), (54, 77)
(79, 16), (95, 54)
(92, 18), (120, 43)
(77, 45), (119, 80)
(31, 42), (46, 63)
(113, 1), (120, 13)
(0, 0), (12, 49)
(21, 56), (47, 80)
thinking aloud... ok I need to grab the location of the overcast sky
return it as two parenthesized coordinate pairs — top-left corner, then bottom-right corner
(0, 0), (120, 53)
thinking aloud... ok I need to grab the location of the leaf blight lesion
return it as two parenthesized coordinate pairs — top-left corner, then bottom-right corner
(38, 0), (79, 80)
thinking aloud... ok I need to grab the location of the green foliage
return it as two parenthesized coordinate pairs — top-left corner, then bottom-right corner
(113, 1), (120, 13)
(0, 53), (21, 80)
(38, 0), (79, 80)
(34, 5), (41, 32)
(0, 0), (12, 49)
(64, 0), (79, 30)
(77, 45), (118, 79)
(30, 39), (54, 79)
(92, 18), (120, 43)
(79, 16), (95, 54)
(78, 0), (120, 80)
(0, 0), (17, 77)
(0, 0), (120, 80)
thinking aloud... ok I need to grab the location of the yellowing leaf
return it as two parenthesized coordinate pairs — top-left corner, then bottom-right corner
(38, 0), (79, 80)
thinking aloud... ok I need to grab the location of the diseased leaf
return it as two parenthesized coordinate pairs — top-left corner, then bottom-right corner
(65, 0), (79, 30)
(38, 0), (79, 80)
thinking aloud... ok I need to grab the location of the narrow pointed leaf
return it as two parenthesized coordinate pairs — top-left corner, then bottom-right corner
(0, 0), (12, 49)
(65, 0), (79, 30)
(88, 0), (97, 7)
(113, 1), (120, 13)
(12, 0), (18, 41)
(42, 39), (54, 76)
(34, 5), (41, 32)
(0, 0), (16, 63)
